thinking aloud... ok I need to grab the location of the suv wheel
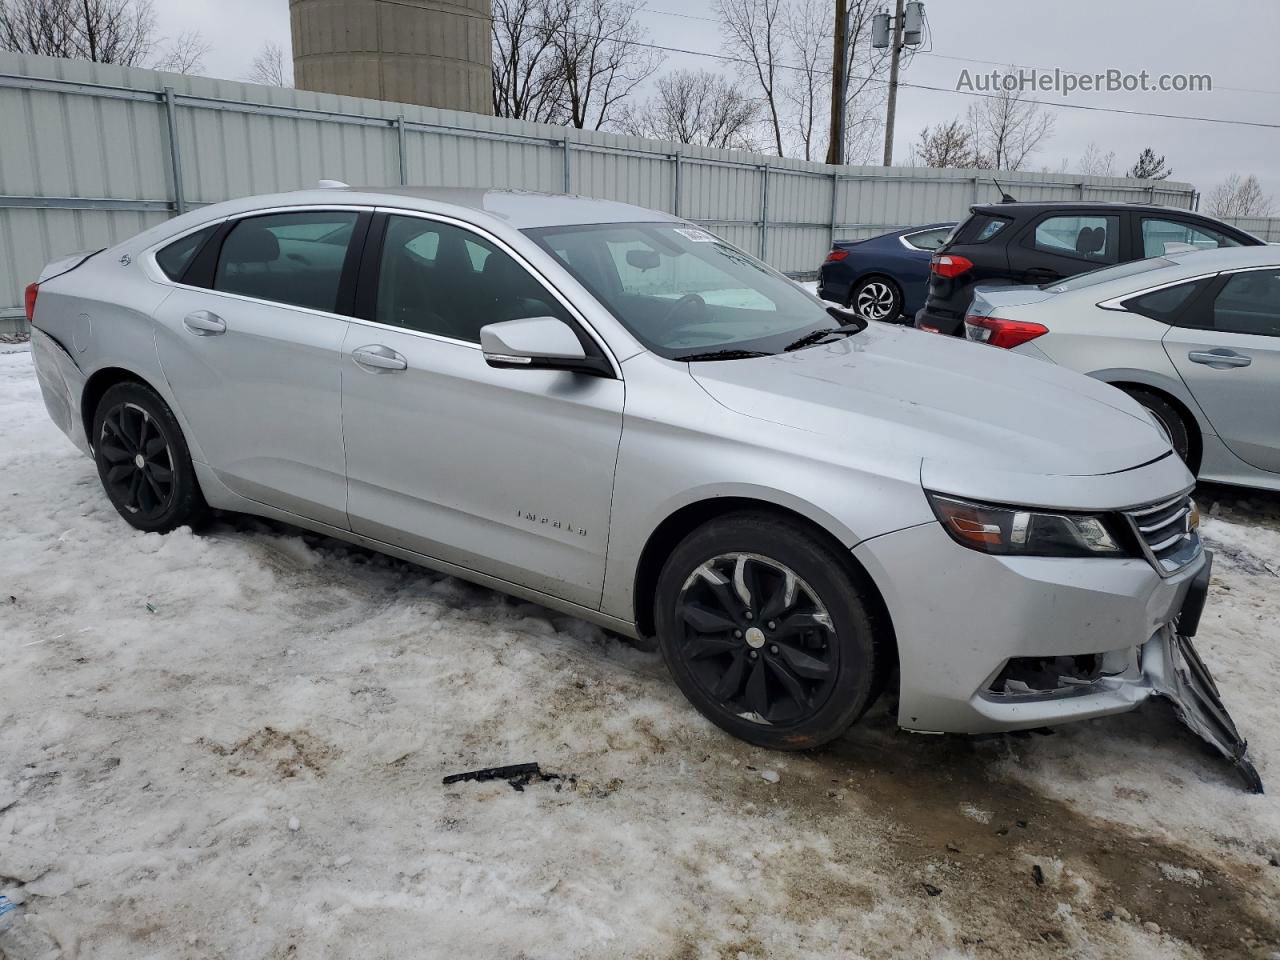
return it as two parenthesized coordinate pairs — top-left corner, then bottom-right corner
(1123, 388), (1195, 470)
(655, 512), (886, 750)
(851, 276), (902, 322)
(92, 381), (208, 533)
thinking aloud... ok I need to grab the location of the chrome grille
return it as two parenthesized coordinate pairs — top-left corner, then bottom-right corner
(1123, 493), (1202, 576)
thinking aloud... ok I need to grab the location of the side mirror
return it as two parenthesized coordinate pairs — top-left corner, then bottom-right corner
(480, 317), (612, 377)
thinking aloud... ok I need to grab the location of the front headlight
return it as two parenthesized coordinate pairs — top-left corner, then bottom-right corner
(926, 492), (1129, 558)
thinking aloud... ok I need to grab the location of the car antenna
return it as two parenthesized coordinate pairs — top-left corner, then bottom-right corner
(991, 177), (1017, 203)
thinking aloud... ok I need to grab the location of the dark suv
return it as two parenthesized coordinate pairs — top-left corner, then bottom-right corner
(914, 202), (1263, 336)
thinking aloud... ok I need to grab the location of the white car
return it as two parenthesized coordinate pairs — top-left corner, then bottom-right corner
(965, 246), (1280, 492)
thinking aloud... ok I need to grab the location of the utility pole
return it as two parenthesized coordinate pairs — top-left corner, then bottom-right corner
(825, 0), (849, 165)
(882, 0), (905, 165)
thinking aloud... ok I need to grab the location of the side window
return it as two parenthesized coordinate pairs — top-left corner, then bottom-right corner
(973, 217), (1009, 242)
(213, 211), (360, 313)
(1211, 271), (1280, 337)
(376, 215), (570, 342)
(1142, 218), (1241, 257)
(156, 225), (217, 281)
(1124, 280), (1205, 324)
(1032, 215), (1119, 264)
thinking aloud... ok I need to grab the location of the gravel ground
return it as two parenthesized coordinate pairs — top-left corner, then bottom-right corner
(1, 346), (1278, 960)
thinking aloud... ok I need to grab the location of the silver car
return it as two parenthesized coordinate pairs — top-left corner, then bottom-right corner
(964, 246), (1280, 492)
(24, 187), (1260, 788)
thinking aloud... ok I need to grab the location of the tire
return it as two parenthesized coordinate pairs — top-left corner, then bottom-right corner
(850, 276), (903, 323)
(92, 381), (208, 533)
(654, 512), (887, 750)
(1122, 388), (1195, 470)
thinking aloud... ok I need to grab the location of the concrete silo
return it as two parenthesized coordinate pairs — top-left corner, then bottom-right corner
(290, 0), (493, 114)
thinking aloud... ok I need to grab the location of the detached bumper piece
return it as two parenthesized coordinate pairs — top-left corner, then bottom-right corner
(1149, 555), (1262, 794)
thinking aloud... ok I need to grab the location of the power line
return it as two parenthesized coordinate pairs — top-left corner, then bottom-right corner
(390, 0), (1280, 130)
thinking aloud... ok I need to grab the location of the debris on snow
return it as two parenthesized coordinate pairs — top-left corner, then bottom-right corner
(287, 817), (300, 832)
(759, 770), (780, 784)
(959, 803), (992, 824)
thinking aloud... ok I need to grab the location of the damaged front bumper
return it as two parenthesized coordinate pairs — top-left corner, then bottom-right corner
(985, 552), (1262, 793)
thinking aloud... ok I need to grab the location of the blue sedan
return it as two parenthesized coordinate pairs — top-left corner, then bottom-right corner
(817, 222), (956, 322)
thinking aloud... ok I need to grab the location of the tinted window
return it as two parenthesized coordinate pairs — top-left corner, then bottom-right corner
(156, 226), (216, 281)
(213, 211), (359, 313)
(376, 215), (569, 342)
(1033, 215), (1119, 264)
(902, 228), (951, 251)
(966, 215), (1010, 242)
(1124, 281), (1204, 323)
(1211, 270), (1280, 337)
(1142, 218), (1240, 257)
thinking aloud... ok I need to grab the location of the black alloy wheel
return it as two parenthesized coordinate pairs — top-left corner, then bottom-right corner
(674, 552), (838, 725)
(92, 381), (208, 533)
(655, 512), (885, 750)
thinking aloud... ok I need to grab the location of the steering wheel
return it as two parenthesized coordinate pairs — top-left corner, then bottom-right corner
(660, 293), (707, 327)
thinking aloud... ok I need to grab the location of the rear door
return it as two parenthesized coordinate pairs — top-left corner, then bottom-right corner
(1006, 211), (1124, 286)
(152, 208), (368, 528)
(1163, 266), (1280, 473)
(339, 211), (624, 608)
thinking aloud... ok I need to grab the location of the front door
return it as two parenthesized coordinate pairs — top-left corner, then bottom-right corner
(152, 209), (367, 528)
(1164, 267), (1280, 473)
(340, 212), (624, 608)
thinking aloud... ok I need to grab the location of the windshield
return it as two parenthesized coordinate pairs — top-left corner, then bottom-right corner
(525, 222), (843, 359)
(1043, 256), (1177, 292)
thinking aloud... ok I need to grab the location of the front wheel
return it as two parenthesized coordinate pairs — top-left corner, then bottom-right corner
(1123, 388), (1195, 470)
(655, 512), (887, 750)
(92, 381), (208, 533)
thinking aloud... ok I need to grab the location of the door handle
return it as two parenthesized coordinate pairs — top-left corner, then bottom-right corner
(183, 310), (226, 336)
(352, 345), (408, 372)
(1188, 349), (1251, 369)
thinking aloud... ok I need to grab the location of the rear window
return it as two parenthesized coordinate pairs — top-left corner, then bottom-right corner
(961, 214), (1011, 243)
(156, 226), (216, 281)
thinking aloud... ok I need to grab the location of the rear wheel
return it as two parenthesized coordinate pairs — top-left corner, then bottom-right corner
(655, 512), (886, 750)
(850, 276), (903, 322)
(92, 382), (208, 533)
(1123, 388), (1195, 470)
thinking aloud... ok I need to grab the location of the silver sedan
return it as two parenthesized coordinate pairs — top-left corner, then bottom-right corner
(964, 246), (1280, 492)
(23, 186), (1259, 788)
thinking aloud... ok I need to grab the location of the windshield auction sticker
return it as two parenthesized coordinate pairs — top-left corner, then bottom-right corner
(674, 227), (719, 243)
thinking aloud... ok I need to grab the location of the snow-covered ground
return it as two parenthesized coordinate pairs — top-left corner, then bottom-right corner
(2, 344), (1279, 959)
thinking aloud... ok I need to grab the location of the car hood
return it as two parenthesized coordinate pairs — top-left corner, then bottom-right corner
(689, 323), (1169, 479)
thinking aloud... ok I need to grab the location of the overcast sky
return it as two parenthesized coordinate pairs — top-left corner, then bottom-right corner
(155, 0), (1279, 199)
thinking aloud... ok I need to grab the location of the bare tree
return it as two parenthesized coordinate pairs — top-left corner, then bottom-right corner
(908, 119), (978, 168)
(1127, 147), (1172, 181)
(1076, 141), (1116, 177)
(0, 0), (155, 65)
(965, 84), (1054, 171)
(617, 68), (758, 149)
(1206, 174), (1274, 219)
(824, 0), (887, 164)
(247, 40), (290, 87)
(151, 29), (209, 75)
(491, 0), (566, 123)
(717, 0), (785, 156)
(781, 0), (826, 160)
(542, 0), (660, 130)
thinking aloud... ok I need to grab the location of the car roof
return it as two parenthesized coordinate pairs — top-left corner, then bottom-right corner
(1162, 245), (1280, 271)
(257, 186), (680, 230)
(970, 201), (1229, 218)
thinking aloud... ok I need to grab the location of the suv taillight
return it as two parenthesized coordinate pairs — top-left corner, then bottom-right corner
(824, 249), (849, 263)
(930, 254), (973, 279)
(24, 282), (38, 323)
(965, 315), (1048, 349)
